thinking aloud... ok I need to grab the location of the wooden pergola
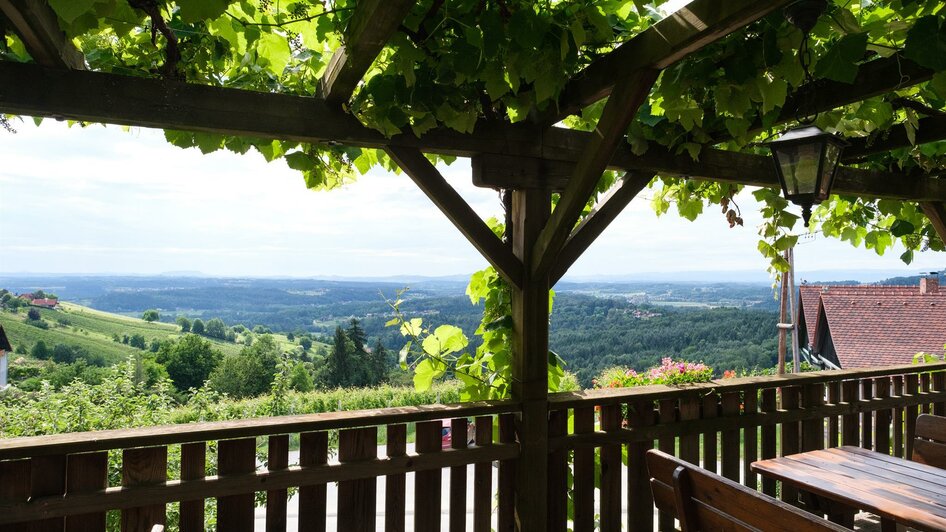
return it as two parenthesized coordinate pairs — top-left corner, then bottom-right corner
(1, 0), (946, 530)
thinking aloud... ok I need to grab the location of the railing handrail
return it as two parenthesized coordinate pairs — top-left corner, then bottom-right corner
(548, 362), (946, 409)
(0, 399), (520, 460)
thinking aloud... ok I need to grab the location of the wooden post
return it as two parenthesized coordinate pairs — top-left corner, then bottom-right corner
(510, 188), (551, 532)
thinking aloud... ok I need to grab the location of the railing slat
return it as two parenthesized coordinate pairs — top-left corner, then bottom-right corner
(742, 389), (758, 490)
(906, 374), (919, 458)
(122, 446), (167, 531)
(299, 431), (328, 532)
(921, 373), (932, 414)
(801, 383), (825, 452)
(842, 380), (859, 446)
(338, 427), (378, 532)
(780, 386), (800, 506)
(933, 371), (945, 416)
(385, 424), (407, 532)
(599, 404), (622, 532)
(65, 452), (108, 532)
(627, 400), (654, 532)
(0, 459), (30, 532)
(827, 382), (840, 449)
(760, 388), (777, 497)
(415, 420), (442, 532)
(216, 438), (256, 532)
(472, 417), (492, 532)
(179, 442), (206, 532)
(572, 407), (594, 532)
(862, 378), (874, 450)
(893, 376), (904, 457)
(700, 393), (718, 474)
(656, 398), (676, 531)
(875, 378), (891, 455)
(547, 410), (567, 532)
(497, 413), (515, 532)
(449, 418), (469, 532)
(266, 434), (289, 532)
(720, 392), (740, 482)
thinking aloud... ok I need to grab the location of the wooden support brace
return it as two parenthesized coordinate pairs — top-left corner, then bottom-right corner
(550, 171), (654, 285)
(532, 68), (658, 278)
(319, 0), (414, 105)
(384, 145), (524, 289)
(921, 202), (946, 245)
(544, 0), (790, 123)
(843, 115), (946, 162)
(0, 0), (84, 69)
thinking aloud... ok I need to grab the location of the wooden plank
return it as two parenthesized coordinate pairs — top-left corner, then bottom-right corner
(385, 146), (523, 289)
(572, 407), (594, 532)
(550, 172), (654, 284)
(2, 62), (944, 204)
(385, 424), (407, 532)
(906, 374), (919, 459)
(844, 115), (946, 161)
(497, 413), (515, 532)
(0, 445), (521, 525)
(0, 459), (30, 532)
(599, 404), (623, 532)
(922, 203), (946, 249)
(742, 389), (758, 491)
(449, 418), (468, 532)
(338, 427), (378, 532)
(298, 431), (328, 532)
(415, 421), (442, 532)
(700, 393), (718, 474)
(875, 378), (891, 455)
(760, 388), (777, 497)
(266, 435), (289, 532)
(531, 68), (658, 278)
(547, 410), (568, 532)
(472, 416), (492, 532)
(319, 0), (414, 104)
(893, 377), (904, 458)
(546, 0), (790, 122)
(0, 399), (520, 461)
(922, 373), (932, 414)
(65, 452), (108, 532)
(802, 383), (825, 452)
(656, 398), (677, 531)
(719, 392), (740, 482)
(179, 442), (205, 532)
(780, 386), (800, 506)
(0, 0), (85, 69)
(626, 400), (654, 532)
(122, 447), (167, 531)
(934, 372), (946, 417)
(827, 382), (840, 449)
(842, 380), (860, 447)
(217, 438), (256, 532)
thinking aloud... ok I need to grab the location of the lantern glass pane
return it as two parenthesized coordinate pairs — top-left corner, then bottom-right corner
(775, 142), (821, 197)
(818, 141), (842, 200)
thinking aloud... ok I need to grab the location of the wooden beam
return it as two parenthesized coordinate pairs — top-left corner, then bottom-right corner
(715, 55), (934, 143)
(550, 172), (653, 285)
(532, 68), (658, 277)
(0, 0), (84, 69)
(319, 0), (414, 105)
(544, 0), (790, 123)
(843, 116), (946, 162)
(1, 62), (942, 202)
(384, 146), (523, 289)
(921, 202), (946, 246)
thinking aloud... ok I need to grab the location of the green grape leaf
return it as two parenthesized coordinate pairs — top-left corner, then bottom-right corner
(756, 77), (787, 114)
(890, 219), (915, 237)
(904, 16), (946, 71)
(413, 358), (445, 392)
(257, 33), (291, 74)
(177, 0), (230, 23)
(48, 0), (100, 24)
(815, 33), (868, 84)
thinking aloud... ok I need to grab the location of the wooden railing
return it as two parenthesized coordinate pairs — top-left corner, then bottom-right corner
(0, 363), (944, 531)
(547, 362), (946, 532)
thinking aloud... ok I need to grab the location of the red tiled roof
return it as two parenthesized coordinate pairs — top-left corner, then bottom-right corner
(812, 285), (946, 368)
(30, 298), (58, 308)
(798, 285), (823, 346)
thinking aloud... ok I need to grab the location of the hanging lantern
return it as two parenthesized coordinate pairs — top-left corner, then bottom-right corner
(766, 125), (847, 226)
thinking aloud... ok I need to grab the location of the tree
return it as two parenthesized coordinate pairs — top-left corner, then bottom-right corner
(30, 341), (49, 360)
(191, 319), (205, 335)
(207, 334), (281, 398)
(371, 339), (389, 384)
(299, 337), (313, 351)
(289, 362), (314, 392)
(156, 334), (222, 392)
(323, 327), (353, 388)
(346, 319), (367, 353)
(27, 308), (40, 321)
(204, 317), (228, 340)
(142, 309), (160, 322)
(176, 316), (191, 332)
(129, 334), (147, 349)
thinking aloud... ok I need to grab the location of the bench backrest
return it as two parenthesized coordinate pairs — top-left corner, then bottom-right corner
(913, 414), (946, 470)
(646, 449), (849, 532)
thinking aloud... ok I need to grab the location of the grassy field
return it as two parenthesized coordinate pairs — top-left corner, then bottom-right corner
(0, 302), (321, 361)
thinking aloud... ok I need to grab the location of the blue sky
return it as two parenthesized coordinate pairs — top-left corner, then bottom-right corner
(0, 119), (942, 281)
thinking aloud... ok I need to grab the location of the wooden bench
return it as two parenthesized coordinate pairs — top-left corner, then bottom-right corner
(913, 413), (946, 470)
(646, 449), (850, 531)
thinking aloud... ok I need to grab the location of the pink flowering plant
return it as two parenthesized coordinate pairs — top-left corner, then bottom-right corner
(594, 358), (714, 389)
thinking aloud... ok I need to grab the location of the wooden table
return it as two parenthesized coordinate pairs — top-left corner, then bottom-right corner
(751, 446), (946, 532)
